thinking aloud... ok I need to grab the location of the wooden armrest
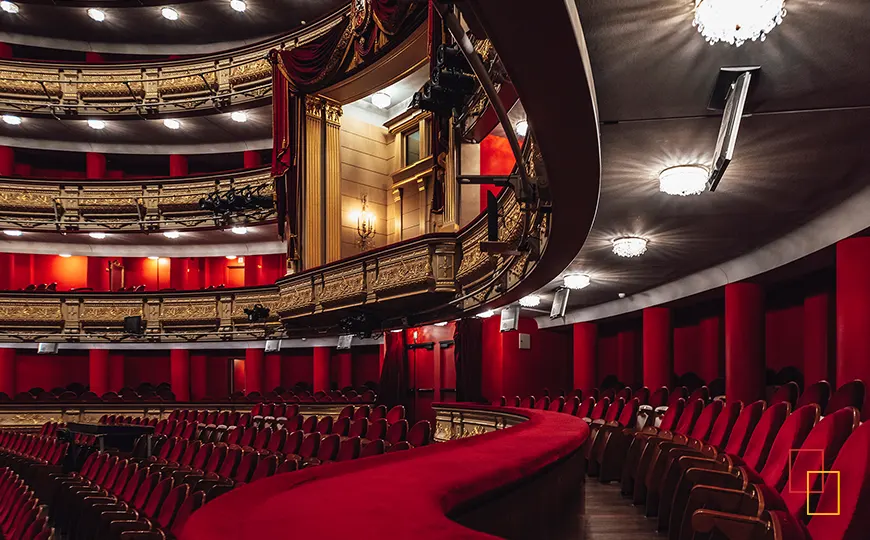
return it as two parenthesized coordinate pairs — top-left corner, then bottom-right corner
(690, 485), (759, 517)
(691, 509), (772, 540)
(109, 519), (152, 536)
(121, 530), (166, 540)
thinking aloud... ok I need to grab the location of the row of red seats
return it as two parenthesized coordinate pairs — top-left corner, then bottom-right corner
(0, 468), (52, 540)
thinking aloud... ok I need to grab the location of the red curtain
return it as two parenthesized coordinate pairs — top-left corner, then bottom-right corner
(454, 318), (485, 403)
(377, 331), (407, 408)
(272, 19), (352, 94)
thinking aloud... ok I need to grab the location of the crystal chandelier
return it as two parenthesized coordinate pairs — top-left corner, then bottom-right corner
(612, 237), (648, 258)
(659, 165), (709, 196)
(693, 0), (787, 47)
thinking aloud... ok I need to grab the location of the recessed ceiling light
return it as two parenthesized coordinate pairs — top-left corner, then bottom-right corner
(612, 236), (648, 258)
(659, 165), (709, 196)
(87, 119), (106, 130)
(477, 310), (496, 318)
(371, 92), (392, 109)
(0, 1), (19, 14)
(434, 321), (448, 327)
(148, 256), (160, 260)
(230, 111), (248, 123)
(2, 230), (22, 237)
(2, 115), (21, 126)
(515, 120), (529, 137)
(519, 295), (541, 307)
(225, 255), (237, 260)
(87, 8), (106, 22)
(59, 253), (71, 258)
(390, 329), (403, 333)
(230, 226), (248, 235)
(618, 292), (626, 299)
(163, 118), (181, 130)
(163, 231), (180, 239)
(230, 0), (247, 12)
(161, 7), (179, 20)
(89, 232), (107, 239)
(563, 274), (591, 290)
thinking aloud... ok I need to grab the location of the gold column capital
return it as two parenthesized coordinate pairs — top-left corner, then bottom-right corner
(324, 100), (343, 127)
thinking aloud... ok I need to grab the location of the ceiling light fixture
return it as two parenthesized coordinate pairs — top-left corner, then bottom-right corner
(693, 0), (787, 47)
(88, 232), (107, 239)
(519, 295), (541, 308)
(2, 115), (21, 126)
(230, 226), (248, 235)
(477, 310), (495, 318)
(618, 292), (627, 298)
(225, 255), (237, 260)
(163, 231), (180, 239)
(230, 111), (248, 123)
(87, 119), (106, 130)
(390, 329), (403, 333)
(148, 256), (160, 260)
(87, 8), (106, 21)
(163, 118), (181, 130)
(2, 230), (22, 237)
(515, 119), (529, 137)
(0, 1), (19, 14)
(434, 321), (448, 327)
(612, 236), (648, 258)
(59, 253), (71, 258)
(230, 0), (246, 12)
(659, 165), (709, 196)
(161, 7), (179, 20)
(371, 92), (391, 109)
(563, 274), (591, 290)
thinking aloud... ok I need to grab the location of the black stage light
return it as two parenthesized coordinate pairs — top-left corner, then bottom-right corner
(244, 303), (270, 323)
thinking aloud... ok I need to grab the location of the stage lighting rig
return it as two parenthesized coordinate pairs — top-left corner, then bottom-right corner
(411, 44), (477, 116)
(199, 184), (275, 222)
(244, 303), (270, 323)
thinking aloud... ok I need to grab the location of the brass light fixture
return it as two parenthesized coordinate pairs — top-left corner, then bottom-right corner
(353, 195), (376, 249)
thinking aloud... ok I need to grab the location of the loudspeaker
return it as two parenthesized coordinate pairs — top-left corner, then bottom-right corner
(499, 305), (520, 332)
(124, 316), (143, 335)
(37, 342), (59, 355)
(337, 335), (353, 350)
(264, 339), (281, 353)
(486, 191), (499, 241)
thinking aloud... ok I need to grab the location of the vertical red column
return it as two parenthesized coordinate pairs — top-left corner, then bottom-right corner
(190, 354), (207, 401)
(335, 351), (352, 390)
(170, 349), (190, 401)
(169, 258), (188, 290)
(85, 52), (105, 63)
(804, 292), (831, 385)
(245, 348), (264, 394)
(643, 308), (672, 390)
(313, 347), (331, 392)
(617, 329), (638, 387)
(0, 43), (12, 59)
(89, 349), (110, 397)
(244, 255), (262, 287)
(725, 282), (766, 403)
(836, 237), (870, 415)
(243, 150), (262, 168)
(698, 316), (722, 385)
(109, 353), (124, 393)
(86, 153), (107, 179)
(0, 349), (15, 396)
(0, 146), (13, 176)
(169, 155), (188, 177)
(265, 353), (281, 393)
(572, 323), (597, 395)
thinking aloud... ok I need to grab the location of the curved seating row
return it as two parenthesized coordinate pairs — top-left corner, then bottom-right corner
(0, 468), (53, 540)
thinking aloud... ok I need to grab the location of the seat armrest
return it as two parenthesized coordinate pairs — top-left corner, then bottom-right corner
(121, 530), (166, 540)
(691, 509), (773, 540)
(109, 519), (152, 536)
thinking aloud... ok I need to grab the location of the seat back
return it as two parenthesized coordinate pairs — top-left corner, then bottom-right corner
(232, 452), (258, 483)
(266, 429), (287, 454)
(369, 405), (388, 421)
(190, 444), (212, 470)
(408, 421), (431, 446)
(349, 418), (368, 439)
(337, 437), (361, 461)
(666, 389), (686, 409)
(154, 484), (188, 528)
(217, 448), (241, 478)
(738, 401), (789, 470)
(826, 379), (866, 416)
(179, 440), (201, 466)
(252, 427), (271, 449)
(770, 381), (800, 408)
(674, 398), (704, 435)
(203, 444), (226, 473)
(385, 405), (405, 424)
(337, 405), (354, 419)
(706, 400), (742, 448)
(796, 380), (832, 412)
(659, 398), (685, 432)
(169, 491), (205, 537)
(534, 396), (551, 410)
(367, 419), (388, 440)
(649, 386), (669, 408)
(283, 415), (303, 432)
(120, 467), (147, 503)
(615, 387), (632, 402)
(332, 417), (351, 437)
(687, 400), (723, 440)
(360, 439), (386, 458)
(314, 416), (333, 434)
(519, 396), (535, 408)
(687, 386), (709, 404)
(316, 434), (341, 461)
(299, 433), (321, 458)
(563, 396), (580, 416)
(352, 405), (372, 421)
(547, 396), (565, 412)
(589, 397), (610, 420)
(617, 398), (639, 428)
(248, 455), (277, 483)
(722, 400), (765, 455)
(603, 398), (624, 423)
(633, 387), (650, 406)
(758, 404), (819, 491)
(386, 420), (408, 445)
(301, 416), (317, 433)
(576, 397), (595, 418)
(132, 472), (160, 510)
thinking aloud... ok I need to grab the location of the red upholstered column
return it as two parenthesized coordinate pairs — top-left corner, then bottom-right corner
(0, 348), (15, 396)
(190, 354), (207, 401)
(335, 351), (352, 390)
(572, 323), (597, 394)
(643, 308), (672, 390)
(836, 238), (870, 414)
(89, 349), (110, 396)
(109, 353), (124, 393)
(698, 316), (722, 385)
(169, 258), (188, 290)
(313, 347), (330, 392)
(169, 155), (188, 177)
(265, 353), (281, 393)
(0, 43), (12, 59)
(86, 153), (107, 179)
(243, 150), (262, 168)
(170, 349), (190, 401)
(725, 282), (765, 403)
(245, 348), (264, 394)
(804, 292), (831, 385)
(0, 146), (14, 176)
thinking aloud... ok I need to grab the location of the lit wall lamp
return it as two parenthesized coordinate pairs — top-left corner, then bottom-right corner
(352, 195), (376, 249)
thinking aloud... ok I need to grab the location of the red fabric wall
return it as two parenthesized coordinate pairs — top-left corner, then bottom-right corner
(124, 352), (171, 387)
(765, 304), (804, 373)
(352, 346), (382, 387)
(15, 352), (89, 392)
(596, 334), (619, 384)
(480, 317), (504, 399)
(479, 135), (515, 212)
(673, 324), (701, 377)
(281, 348), (315, 388)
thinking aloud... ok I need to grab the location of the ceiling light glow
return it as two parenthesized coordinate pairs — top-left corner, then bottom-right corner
(148, 256), (160, 260)
(2, 230), (22, 237)
(59, 253), (71, 258)
(225, 255), (237, 260)
(563, 274), (591, 290)
(612, 236), (648, 258)
(618, 292), (627, 298)
(371, 92), (391, 109)
(161, 7), (179, 20)
(87, 8), (106, 21)
(0, 1), (19, 14)
(163, 118), (181, 130)
(2, 115), (21, 126)
(434, 321), (448, 327)
(230, 0), (247, 12)
(515, 119), (529, 137)
(659, 165), (709, 196)
(88, 232), (107, 239)
(231, 226), (248, 235)
(163, 231), (180, 239)
(477, 310), (495, 318)
(519, 295), (540, 308)
(693, 0), (787, 47)
(230, 111), (248, 123)
(390, 329), (403, 333)
(87, 119), (106, 130)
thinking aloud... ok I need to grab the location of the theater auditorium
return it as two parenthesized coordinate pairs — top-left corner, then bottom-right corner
(0, 0), (867, 538)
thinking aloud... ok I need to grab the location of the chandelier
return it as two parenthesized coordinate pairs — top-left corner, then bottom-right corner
(563, 274), (591, 290)
(693, 0), (787, 47)
(659, 165), (709, 196)
(519, 295), (541, 308)
(612, 237), (648, 258)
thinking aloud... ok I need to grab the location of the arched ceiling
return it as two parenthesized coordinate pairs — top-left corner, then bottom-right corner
(532, 0), (870, 321)
(0, 0), (348, 55)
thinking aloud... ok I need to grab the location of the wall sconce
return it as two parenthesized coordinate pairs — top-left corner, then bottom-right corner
(351, 195), (376, 249)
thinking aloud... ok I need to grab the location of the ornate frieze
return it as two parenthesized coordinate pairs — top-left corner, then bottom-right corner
(432, 405), (526, 443)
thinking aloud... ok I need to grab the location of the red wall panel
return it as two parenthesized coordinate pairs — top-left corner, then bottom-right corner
(123, 351), (171, 387)
(479, 135), (515, 212)
(15, 352), (89, 392)
(352, 346), (381, 388)
(673, 324), (701, 377)
(480, 317), (503, 400)
(597, 334), (619, 385)
(281, 348), (314, 388)
(765, 305), (804, 373)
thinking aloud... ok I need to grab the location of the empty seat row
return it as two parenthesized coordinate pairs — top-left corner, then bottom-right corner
(0, 468), (52, 540)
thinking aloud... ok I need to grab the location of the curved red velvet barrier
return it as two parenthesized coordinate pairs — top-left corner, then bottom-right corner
(180, 404), (589, 539)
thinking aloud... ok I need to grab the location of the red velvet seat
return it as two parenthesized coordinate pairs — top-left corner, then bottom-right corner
(563, 396), (581, 416)
(369, 405), (387, 421)
(282, 414), (303, 432)
(332, 417), (351, 437)
(336, 437), (361, 462)
(547, 396), (566, 412)
(314, 416), (333, 434)
(365, 419), (388, 441)
(408, 421), (431, 447)
(276, 458), (299, 475)
(576, 397), (595, 418)
(826, 379), (865, 415)
(385, 420), (409, 446)
(796, 380), (832, 412)
(337, 405), (354, 419)
(587, 398), (641, 476)
(770, 381), (801, 408)
(304, 434), (341, 467)
(386, 441), (412, 453)
(585, 396), (611, 422)
(385, 405), (405, 424)
(352, 405), (372, 421)
(519, 396), (535, 408)
(615, 387), (632, 402)
(300, 416), (317, 434)
(492, 396), (507, 407)
(634, 386), (650, 406)
(687, 386), (709, 404)
(359, 439), (386, 458)
(348, 419), (368, 439)
(534, 396), (550, 410)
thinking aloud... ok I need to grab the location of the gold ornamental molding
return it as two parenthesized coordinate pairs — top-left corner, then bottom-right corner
(0, 10), (348, 117)
(0, 167), (275, 232)
(432, 404), (527, 443)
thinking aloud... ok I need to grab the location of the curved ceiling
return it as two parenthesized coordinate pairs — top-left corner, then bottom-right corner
(534, 0), (870, 320)
(0, 0), (347, 55)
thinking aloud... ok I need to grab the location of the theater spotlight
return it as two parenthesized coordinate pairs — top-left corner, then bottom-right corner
(411, 44), (477, 116)
(243, 303), (270, 323)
